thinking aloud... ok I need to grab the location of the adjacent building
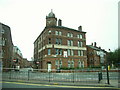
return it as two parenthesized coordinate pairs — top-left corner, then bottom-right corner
(0, 23), (28, 69)
(12, 46), (23, 69)
(87, 42), (107, 68)
(0, 22), (14, 68)
(34, 11), (87, 70)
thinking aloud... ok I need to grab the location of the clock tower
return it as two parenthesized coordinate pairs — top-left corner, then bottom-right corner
(46, 10), (57, 27)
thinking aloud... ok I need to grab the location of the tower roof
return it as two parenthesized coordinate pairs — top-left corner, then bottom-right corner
(47, 9), (55, 18)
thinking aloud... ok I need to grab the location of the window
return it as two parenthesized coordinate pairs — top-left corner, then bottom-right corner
(67, 49), (74, 56)
(0, 50), (3, 58)
(67, 33), (70, 37)
(56, 49), (59, 55)
(77, 34), (82, 39)
(71, 33), (73, 37)
(78, 41), (82, 47)
(68, 60), (71, 68)
(78, 50), (80, 56)
(80, 34), (82, 39)
(0, 38), (5, 46)
(59, 31), (62, 35)
(67, 49), (71, 56)
(48, 30), (51, 34)
(55, 31), (62, 35)
(55, 31), (59, 35)
(48, 49), (51, 55)
(55, 60), (59, 66)
(78, 50), (84, 56)
(71, 50), (74, 56)
(56, 38), (59, 44)
(78, 60), (84, 68)
(71, 40), (73, 46)
(0, 38), (2, 46)
(48, 38), (51, 44)
(78, 60), (81, 68)
(67, 33), (73, 37)
(59, 39), (62, 45)
(56, 60), (62, 69)
(56, 38), (62, 45)
(59, 49), (62, 55)
(59, 60), (62, 68)
(55, 49), (62, 55)
(67, 40), (73, 46)
(1, 29), (5, 34)
(81, 51), (84, 56)
(71, 60), (74, 68)
(81, 61), (84, 68)
(67, 40), (70, 46)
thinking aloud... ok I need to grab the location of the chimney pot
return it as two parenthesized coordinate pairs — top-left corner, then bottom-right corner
(58, 19), (62, 26)
(94, 42), (97, 47)
(78, 26), (82, 31)
(91, 43), (93, 46)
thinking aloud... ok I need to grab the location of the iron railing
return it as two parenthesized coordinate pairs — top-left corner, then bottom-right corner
(2, 68), (119, 84)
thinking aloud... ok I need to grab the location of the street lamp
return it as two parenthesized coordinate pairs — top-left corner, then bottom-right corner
(106, 49), (111, 84)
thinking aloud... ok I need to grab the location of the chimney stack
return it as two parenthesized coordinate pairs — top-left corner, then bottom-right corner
(78, 26), (82, 31)
(94, 42), (97, 47)
(58, 19), (62, 26)
(91, 43), (93, 46)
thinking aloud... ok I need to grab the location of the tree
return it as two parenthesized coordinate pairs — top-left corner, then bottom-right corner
(107, 48), (120, 67)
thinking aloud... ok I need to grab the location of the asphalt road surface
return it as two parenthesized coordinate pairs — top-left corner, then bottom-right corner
(2, 81), (120, 90)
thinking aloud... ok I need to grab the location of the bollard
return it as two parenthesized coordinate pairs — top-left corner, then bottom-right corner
(98, 72), (102, 83)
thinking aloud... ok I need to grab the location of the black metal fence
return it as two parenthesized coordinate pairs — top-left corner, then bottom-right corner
(2, 68), (118, 84)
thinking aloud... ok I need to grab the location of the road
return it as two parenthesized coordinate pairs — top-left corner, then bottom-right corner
(2, 81), (119, 90)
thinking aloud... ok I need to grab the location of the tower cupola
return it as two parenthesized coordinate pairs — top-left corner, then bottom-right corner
(46, 10), (57, 27)
(47, 10), (55, 18)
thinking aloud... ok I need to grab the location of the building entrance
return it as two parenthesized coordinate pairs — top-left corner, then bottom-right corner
(47, 62), (51, 72)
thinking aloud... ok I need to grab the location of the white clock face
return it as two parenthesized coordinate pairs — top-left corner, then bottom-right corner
(48, 21), (51, 24)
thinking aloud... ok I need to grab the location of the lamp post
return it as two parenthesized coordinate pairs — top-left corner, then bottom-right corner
(106, 49), (111, 84)
(106, 63), (110, 84)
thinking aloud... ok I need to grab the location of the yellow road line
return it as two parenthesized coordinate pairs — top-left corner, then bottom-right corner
(2, 81), (120, 89)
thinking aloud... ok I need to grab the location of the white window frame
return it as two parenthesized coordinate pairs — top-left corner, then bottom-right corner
(59, 31), (62, 36)
(78, 50), (84, 56)
(55, 31), (59, 35)
(48, 30), (51, 34)
(78, 60), (82, 68)
(55, 49), (59, 55)
(67, 49), (71, 56)
(68, 60), (71, 68)
(71, 60), (74, 68)
(59, 60), (62, 68)
(81, 61), (84, 68)
(71, 50), (74, 56)
(77, 34), (83, 39)
(78, 41), (82, 47)
(48, 49), (51, 55)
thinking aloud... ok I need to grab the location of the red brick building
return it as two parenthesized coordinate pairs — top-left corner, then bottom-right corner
(12, 46), (23, 69)
(34, 11), (87, 71)
(0, 23), (13, 68)
(87, 42), (107, 68)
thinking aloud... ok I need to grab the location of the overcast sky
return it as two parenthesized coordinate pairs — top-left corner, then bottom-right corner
(0, 0), (119, 60)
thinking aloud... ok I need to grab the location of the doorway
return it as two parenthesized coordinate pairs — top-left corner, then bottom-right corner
(47, 62), (51, 72)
